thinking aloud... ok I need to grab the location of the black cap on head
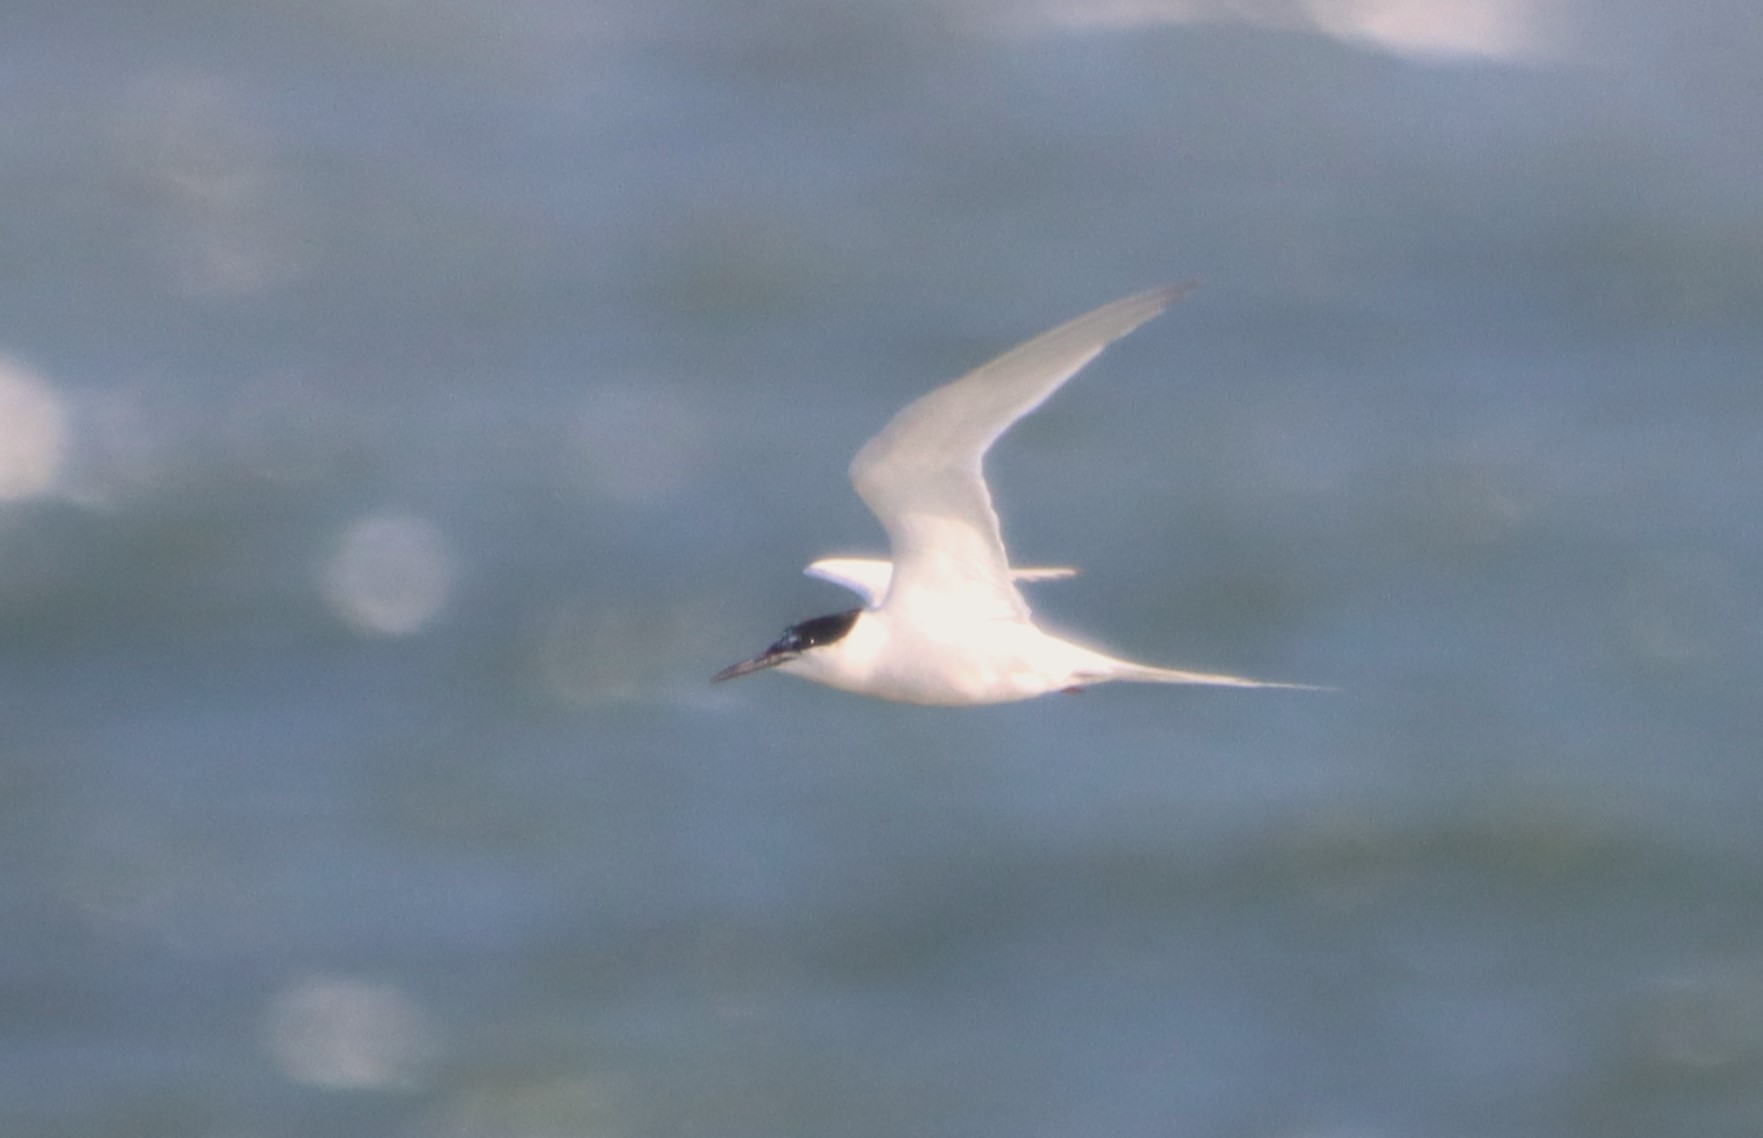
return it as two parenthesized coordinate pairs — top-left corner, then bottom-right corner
(712, 608), (862, 683)
(772, 608), (861, 653)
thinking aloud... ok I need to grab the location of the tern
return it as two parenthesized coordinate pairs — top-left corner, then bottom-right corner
(713, 284), (1314, 705)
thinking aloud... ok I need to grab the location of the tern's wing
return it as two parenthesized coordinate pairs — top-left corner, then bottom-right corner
(804, 558), (892, 604)
(849, 284), (1193, 621)
(805, 557), (1079, 606)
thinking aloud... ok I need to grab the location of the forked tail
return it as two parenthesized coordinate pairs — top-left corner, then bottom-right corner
(1089, 659), (1328, 691)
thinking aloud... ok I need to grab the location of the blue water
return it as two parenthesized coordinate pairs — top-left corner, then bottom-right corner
(4, 3), (1763, 1136)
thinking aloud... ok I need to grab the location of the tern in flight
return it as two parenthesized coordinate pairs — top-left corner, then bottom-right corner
(713, 284), (1315, 705)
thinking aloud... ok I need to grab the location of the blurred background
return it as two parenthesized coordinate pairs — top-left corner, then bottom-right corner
(4, 1), (1762, 1135)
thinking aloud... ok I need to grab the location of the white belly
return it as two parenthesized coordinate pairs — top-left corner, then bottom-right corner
(779, 611), (1092, 706)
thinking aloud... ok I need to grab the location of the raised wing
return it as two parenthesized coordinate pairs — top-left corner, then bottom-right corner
(848, 284), (1193, 621)
(804, 557), (893, 604)
(805, 556), (1078, 606)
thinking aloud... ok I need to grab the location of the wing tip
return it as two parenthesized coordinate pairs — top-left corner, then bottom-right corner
(805, 556), (892, 604)
(1012, 565), (1079, 582)
(1153, 279), (1202, 304)
(1078, 279), (1201, 344)
(1130, 279), (1201, 316)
